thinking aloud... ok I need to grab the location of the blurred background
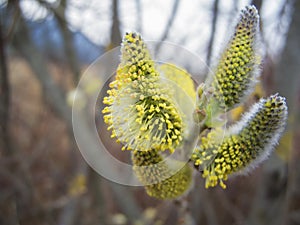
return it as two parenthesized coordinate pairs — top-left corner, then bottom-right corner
(1, 0), (300, 224)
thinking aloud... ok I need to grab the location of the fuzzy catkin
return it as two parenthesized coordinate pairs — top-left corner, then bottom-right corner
(210, 5), (261, 111)
(103, 32), (184, 153)
(132, 149), (192, 199)
(192, 94), (287, 189)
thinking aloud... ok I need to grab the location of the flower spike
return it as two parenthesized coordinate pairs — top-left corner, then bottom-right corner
(103, 32), (184, 153)
(207, 5), (261, 112)
(132, 149), (192, 199)
(192, 94), (288, 189)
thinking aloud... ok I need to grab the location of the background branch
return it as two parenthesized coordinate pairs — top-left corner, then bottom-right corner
(155, 0), (181, 53)
(206, 0), (219, 69)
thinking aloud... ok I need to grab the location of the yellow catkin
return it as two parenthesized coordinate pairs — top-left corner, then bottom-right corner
(132, 149), (192, 199)
(210, 5), (261, 111)
(102, 32), (184, 153)
(192, 94), (287, 188)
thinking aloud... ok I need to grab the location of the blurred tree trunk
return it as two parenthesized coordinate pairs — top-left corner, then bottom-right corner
(206, 0), (219, 69)
(0, 16), (11, 155)
(275, 1), (300, 224)
(55, 0), (80, 83)
(0, 7), (19, 225)
(246, 1), (299, 225)
(155, 0), (180, 53)
(286, 93), (300, 225)
(11, 11), (82, 224)
(135, 0), (142, 33)
(12, 15), (72, 126)
(38, 0), (81, 83)
(159, 0), (180, 43)
(109, 0), (122, 48)
(275, 1), (300, 113)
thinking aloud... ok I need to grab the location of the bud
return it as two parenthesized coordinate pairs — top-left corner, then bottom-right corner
(132, 149), (192, 199)
(192, 94), (288, 189)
